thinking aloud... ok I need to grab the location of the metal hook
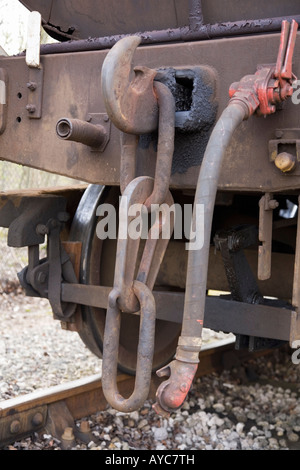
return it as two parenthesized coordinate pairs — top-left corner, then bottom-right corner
(101, 36), (158, 134)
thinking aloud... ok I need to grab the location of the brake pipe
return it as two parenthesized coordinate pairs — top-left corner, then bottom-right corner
(153, 100), (249, 415)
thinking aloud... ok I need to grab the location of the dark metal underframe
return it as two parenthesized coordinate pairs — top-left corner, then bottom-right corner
(61, 283), (292, 342)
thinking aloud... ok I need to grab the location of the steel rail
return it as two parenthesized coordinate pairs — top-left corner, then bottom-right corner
(0, 340), (244, 448)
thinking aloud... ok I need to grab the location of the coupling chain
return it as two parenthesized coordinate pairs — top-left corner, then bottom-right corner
(102, 71), (175, 412)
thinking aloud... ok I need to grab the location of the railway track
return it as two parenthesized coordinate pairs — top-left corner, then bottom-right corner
(0, 338), (273, 449)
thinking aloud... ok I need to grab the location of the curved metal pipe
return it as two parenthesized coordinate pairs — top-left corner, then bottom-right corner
(180, 101), (249, 344)
(154, 100), (249, 414)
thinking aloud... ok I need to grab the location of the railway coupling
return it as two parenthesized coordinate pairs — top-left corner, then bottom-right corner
(99, 21), (299, 416)
(0, 19), (299, 419)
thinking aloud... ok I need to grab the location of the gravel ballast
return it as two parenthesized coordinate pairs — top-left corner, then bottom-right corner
(1, 290), (300, 451)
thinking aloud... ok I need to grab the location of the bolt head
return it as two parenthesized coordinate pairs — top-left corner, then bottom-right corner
(32, 412), (44, 427)
(275, 152), (296, 173)
(26, 81), (37, 91)
(10, 420), (21, 434)
(36, 224), (49, 235)
(26, 104), (36, 113)
(62, 427), (75, 441)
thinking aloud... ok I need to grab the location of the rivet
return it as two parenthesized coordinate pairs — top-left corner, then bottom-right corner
(32, 412), (44, 427)
(26, 104), (36, 113)
(36, 224), (49, 235)
(26, 81), (37, 91)
(10, 420), (21, 434)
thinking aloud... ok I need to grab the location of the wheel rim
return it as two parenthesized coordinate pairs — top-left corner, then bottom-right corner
(70, 184), (181, 374)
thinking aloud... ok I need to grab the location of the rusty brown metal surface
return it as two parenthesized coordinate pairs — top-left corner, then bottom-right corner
(1, 4), (300, 417)
(61, 241), (82, 279)
(1, 32), (300, 192)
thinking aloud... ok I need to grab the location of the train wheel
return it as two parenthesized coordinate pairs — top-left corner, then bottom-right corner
(69, 184), (181, 374)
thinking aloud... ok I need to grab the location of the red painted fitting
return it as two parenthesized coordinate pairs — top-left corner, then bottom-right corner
(153, 360), (199, 415)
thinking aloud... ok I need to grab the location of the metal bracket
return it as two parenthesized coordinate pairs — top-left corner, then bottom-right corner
(26, 65), (44, 119)
(0, 192), (78, 321)
(0, 195), (67, 247)
(155, 66), (217, 133)
(258, 193), (279, 281)
(0, 68), (7, 134)
(85, 112), (111, 151)
(269, 128), (300, 174)
(291, 194), (300, 346)
(214, 224), (283, 351)
(214, 225), (261, 304)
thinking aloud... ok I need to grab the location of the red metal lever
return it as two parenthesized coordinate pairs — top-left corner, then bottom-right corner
(229, 20), (298, 117)
(275, 19), (298, 80)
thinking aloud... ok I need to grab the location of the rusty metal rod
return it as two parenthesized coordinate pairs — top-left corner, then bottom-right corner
(144, 81), (175, 209)
(120, 133), (138, 194)
(37, 15), (300, 55)
(56, 118), (106, 148)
